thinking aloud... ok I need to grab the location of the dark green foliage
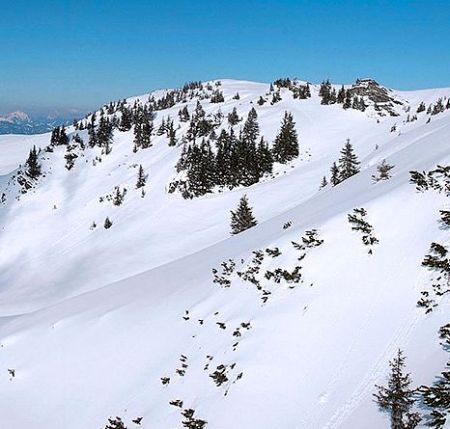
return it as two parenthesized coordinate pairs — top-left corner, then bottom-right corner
(257, 96), (267, 105)
(419, 324), (450, 428)
(112, 187), (126, 206)
(88, 113), (98, 147)
(439, 210), (450, 227)
(230, 195), (257, 235)
(104, 217), (113, 229)
(104, 416), (127, 429)
(133, 107), (153, 150)
(26, 146), (41, 179)
(373, 159), (395, 182)
(209, 364), (229, 386)
(319, 176), (328, 189)
(97, 114), (113, 153)
(181, 408), (207, 429)
(338, 139), (360, 181)
(348, 208), (379, 253)
(337, 85), (346, 104)
(227, 107), (241, 126)
(136, 165), (146, 188)
(172, 111), (273, 197)
(319, 79), (337, 105)
(271, 90), (282, 104)
(374, 350), (421, 429)
(272, 111), (299, 163)
(186, 101), (213, 142)
(178, 105), (190, 122)
(409, 171), (428, 192)
(212, 259), (236, 287)
(343, 90), (352, 109)
(50, 126), (69, 146)
(416, 102), (426, 113)
(330, 162), (340, 186)
(210, 89), (224, 103)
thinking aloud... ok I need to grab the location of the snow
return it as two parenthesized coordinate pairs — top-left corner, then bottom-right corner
(0, 79), (449, 428)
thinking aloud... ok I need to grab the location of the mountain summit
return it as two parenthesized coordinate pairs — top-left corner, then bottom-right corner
(0, 77), (449, 429)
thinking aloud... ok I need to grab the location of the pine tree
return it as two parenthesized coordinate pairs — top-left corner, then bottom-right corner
(330, 162), (340, 186)
(256, 137), (274, 176)
(104, 217), (113, 229)
(372, 159), (395, 182)
(227, 107), (241, 126)
(97, 114), (113, 152)
(119, 107), (132, 131)
(343, 90), (352, 109)
(319, 176), (328, 189)
(136, 165), (146, 188)
(241, 108), (259, 144)
(337, 85), (346, 104)
(272, 111), (299, 163)
(374, 350), (421, 429)
(26, 146), (41, 179)
(112, 187), (124, 206)
(230, 195), (257, 235)
(338, 139), (360, 181)
(140, 115), (153, 149)
(419, 325), (449, 429)
(87, 113), (97, 148)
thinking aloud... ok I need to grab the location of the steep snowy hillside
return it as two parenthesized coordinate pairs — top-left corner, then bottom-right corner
(0, 78), (449, 429)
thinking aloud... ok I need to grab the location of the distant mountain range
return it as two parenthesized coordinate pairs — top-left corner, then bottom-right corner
(0, 110), (80, 135)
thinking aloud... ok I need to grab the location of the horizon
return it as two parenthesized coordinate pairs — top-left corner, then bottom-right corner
(1, 0), (449, 114)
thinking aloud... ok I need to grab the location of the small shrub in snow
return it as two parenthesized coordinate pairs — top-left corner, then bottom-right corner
(372, 159), (394, 182)
(347, 208), (379, 254)
(104, 217), (113, 229)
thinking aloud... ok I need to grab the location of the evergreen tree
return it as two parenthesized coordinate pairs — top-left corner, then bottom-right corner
(330, 162), (340, 186)
(343, 90), (352, 109)
(185, 139), (216, 196)
(119, 107), (132, 131)
(374, 349), (421, 429)
(319, 79), (334, 105)
(50, 126), (69, 146)
(227, 107), (241, 126)
(104, 217), (113, 229)
(26, 146), (41, 179)
(338, 139), (360, 181)
(256, 137), (274, 176)
(140, 115), (153, 149)
(420, 325), (450, 428)
(112, 187), (124, 206)
(372, 159), (395, 182)
(230, 195), (257, 235)
(104, 416), (127, 429)
(97, 114), (113, 153)
(178, 106), (190, 122)
(241, 108), (259, 143)
(319, 176), (328, 189)
(272, 111), (299, 163)
(166, 119), (177, 146)
(337, 85), (346, 104)
(136, 165), (146, 188)
(88, 113), (97, 148)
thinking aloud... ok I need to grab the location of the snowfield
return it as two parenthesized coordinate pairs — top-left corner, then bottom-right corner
(0, 79), (449, 428)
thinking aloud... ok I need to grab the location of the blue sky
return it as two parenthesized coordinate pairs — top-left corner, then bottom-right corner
(1, 0), (449, 114)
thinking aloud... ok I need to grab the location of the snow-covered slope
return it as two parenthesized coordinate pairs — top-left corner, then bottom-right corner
(0, 79), (449, 429)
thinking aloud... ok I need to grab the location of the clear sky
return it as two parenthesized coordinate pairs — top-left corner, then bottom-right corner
(1, 0), (449, 114)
